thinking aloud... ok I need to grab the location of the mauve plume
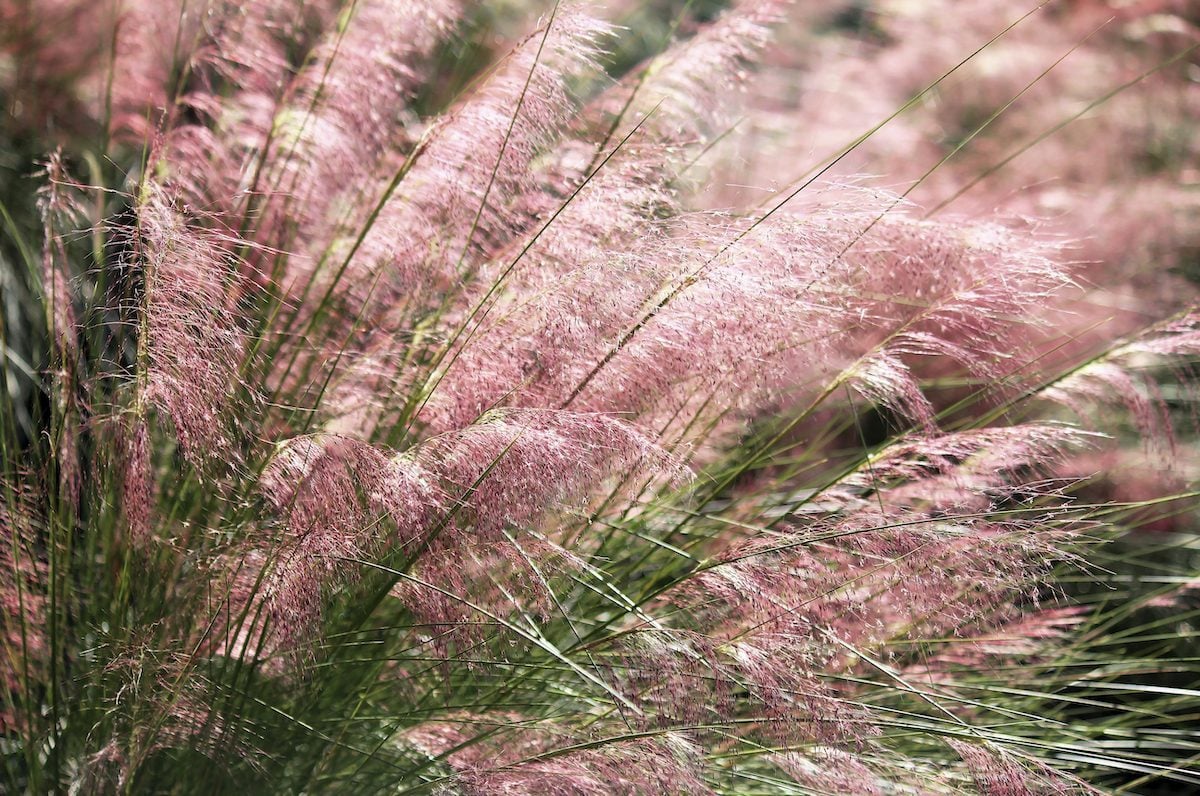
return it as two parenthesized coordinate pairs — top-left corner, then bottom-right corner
(249, 434), (439, 658)
(37, 152), (83, 508)
(906, 606), (1088, 673)
(119, 417), (154, 547)
(0, 487), (46, 735)
(144, 0), (344, 212)
(949, 739), (1099, 795)
(838, 423), (1094, 507)
(1042, 313), (1200, 450)
(588, 0), (789, 151)
(771, 749), (887, 795)
(403, 718), (709, 796)
(306, 4), (612, 437)
(346, 4), (609, 311)
(36, 153), (80, 369)
(599, 416), (1089, 763)
(240, 409), (672, 660)
(417, 191), (1068, 446)
(408, 0), (794, 433)
(257, 0), (467, 255)
(132, 184), (247, 472)
(415, 409), (674, 538)
(106, 0), (194, 140)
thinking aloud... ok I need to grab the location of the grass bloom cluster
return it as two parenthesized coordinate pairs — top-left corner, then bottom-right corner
(1, 0), (1198, 793)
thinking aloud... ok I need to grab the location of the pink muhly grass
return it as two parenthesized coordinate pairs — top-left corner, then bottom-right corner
(132, 0), (343, 214)
(586, 0), (789, 150)
(415, 194), (1070, 439)
(947, 739), (1100, 795)
(244, 408), (673, 658)
(247, 434), (440, 657)
(0, 490), (46, 735)
(258, 0), (468, 246)
(649, 507), (1075, 737)
(36, 153), (83, 509)
(769, 748), (888, 796)
(407, 0), (798, 431)
(906, 606), (1088, 671)
(403, 717), (709, 795)
(1041, 312), (1200, 448)
(105, 0), (197, 140)
(131, 184), (247, 472)
(416, 408), (676, 537)
(348, 4), (610, 308)
(118, 417), (154, 547)
(2, 0), (1200, 793)
(308, 4), (612, 435)
(36, 154), (79, 366)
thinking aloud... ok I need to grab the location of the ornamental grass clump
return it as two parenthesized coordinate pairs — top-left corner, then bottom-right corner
(1, 0), (1199, 793)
